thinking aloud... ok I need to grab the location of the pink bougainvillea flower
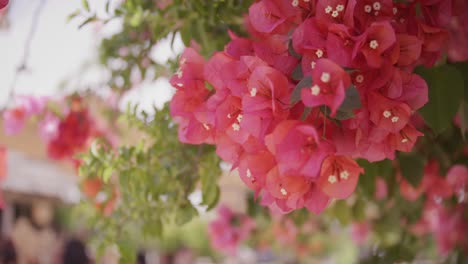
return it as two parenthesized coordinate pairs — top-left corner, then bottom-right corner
(242, 65), (291, 139)
(375, 177), (388, 200)
(208, 205), (255, 255)
(355, 21), (396, 68)
(446, 165), (468, 203)
(2, 96), (46, 135)
(399, 174), (424, 201)
(387, 124), (423, 153)
(253, 35), (299, 75)
(353, 0), (393, 30)
(0, 0), (8, 10)
(368, 92), (411, 133)
(265, 120), (335, 178)
(317, 155), (363, 199)
(265, 166), (310, 200)
(292, 18), (327, 55)
(238, 150), (276, 195)
(248, 0), (301, 34)
(303, 184), (331, 214)
(0, 146), (6, 181)
(170, 48), (205, 89)
(301, 58), (351, 116)
(350, 222), (371, 245)
(315, 0), (356, 29)
(47, 109), (92, 160)
(396, 34), (422, 67)
(3, 107), (27, 135)
(326, 24), (357, 68)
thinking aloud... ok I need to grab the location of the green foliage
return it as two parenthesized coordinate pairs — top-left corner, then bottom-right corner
(291, 76), (313, 105)
(74, 0), (252, 93)
(78, 103), (221, 260)
(398, 152), (426, 188)
(417, 64), (465, 134)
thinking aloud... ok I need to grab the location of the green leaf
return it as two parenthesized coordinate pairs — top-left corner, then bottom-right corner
(202, 185), (220, 211)
(82, 0), (90, 11)
(417, 65), (464, 133)
(290, 76), (312, 105)
(78, 16), (96, 29)
(332, 200), (351, 226)
(357, 160), (377, 197)
(339, 85), (361, 111)
(67, 10), (81, 22)
(102, 167), (113, 183)
(288, 39), (301, 59)
(143, 218), (162, 237)
(291, 64), (303, 81)
(180, 25), (193, 47)
(118, 241), (136, 264)
(334, 86), (361, 120)
(175, 204), (198, 225)
(459, 101), (468, 140)
(398, 153), (425, 188)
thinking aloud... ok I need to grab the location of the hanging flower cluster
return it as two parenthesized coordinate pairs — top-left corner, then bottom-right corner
(208, 205), (256, 255)
(2, 95), (118, 214)
(403, 162), (468, 253)
(168, 0), (461, 214)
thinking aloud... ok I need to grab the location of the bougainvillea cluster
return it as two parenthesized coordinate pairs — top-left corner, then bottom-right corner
(2, 95), (118, 214)
(169, 0), (466, 214)
(403, 162), (468, 253)
(208, 205), (255, 255)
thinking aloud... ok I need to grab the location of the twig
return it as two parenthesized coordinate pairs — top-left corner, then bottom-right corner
(2, 0), (47, 109)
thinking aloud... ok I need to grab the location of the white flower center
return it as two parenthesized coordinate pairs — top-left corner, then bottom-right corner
(336, 4), (344, 12)
(383, 110), (392, 118)
(340, 170), (349, 180)
(325, 5), (333, 14)
(246, 169), (252, 178)
(369, 40), (379, 49)
(291, 0), (299, 7)
(320, 72), (331, 83)
(236, 114), (243, 123)
(328, 175), (337, 184)
(203, 123), (210, 130)
(391, 116), (399, 123)
(311, 85), (321, 96)
(373, 2), (381, 11)
(180, 58), (187, 65)
(311, 61), (316, 69)
(401, 138), (408, 143)
(331, 10), (339, 18)
(250, 88), (257, 97)
(315, 49), (324, 58)
(393, 7), (397, 15)
(355, 74), (364, 83)
(280, 188), (288, 196)
(232, 123), (240, 131)
(364, 5), (372, 13)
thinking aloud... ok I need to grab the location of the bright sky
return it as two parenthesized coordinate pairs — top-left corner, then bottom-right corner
(0, 0), (181, 112)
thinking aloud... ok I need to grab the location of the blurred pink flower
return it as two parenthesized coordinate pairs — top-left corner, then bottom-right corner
(208, 205), (255, 255)
(375, 177), (388, 200)
(39, 113), (60, 142)
(2, 96), (47, 135)
(350, 222), (371, 245)
(3, 107), (27, 135)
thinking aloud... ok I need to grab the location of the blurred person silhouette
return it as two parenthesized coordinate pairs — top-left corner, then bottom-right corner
(136, 251), (146, 264)
(0, 238), (17, 264)
(62, 238), (90, 264)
